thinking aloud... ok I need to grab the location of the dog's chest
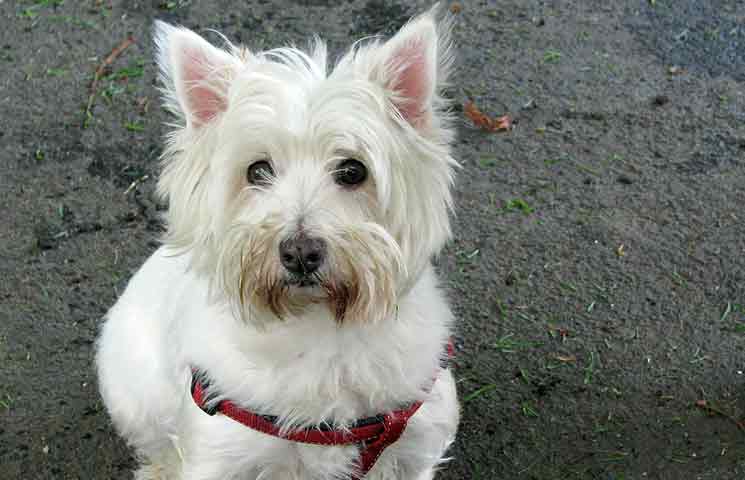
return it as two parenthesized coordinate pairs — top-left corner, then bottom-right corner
(176, 352), (432, 479)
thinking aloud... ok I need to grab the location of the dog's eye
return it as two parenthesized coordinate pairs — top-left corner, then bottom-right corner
(246, 160), (274, 186)
(334, 159), (367, 187)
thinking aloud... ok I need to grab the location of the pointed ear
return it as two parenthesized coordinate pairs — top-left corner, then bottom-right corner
(370, 12), (451, 129)
(154, 21), (240, 127)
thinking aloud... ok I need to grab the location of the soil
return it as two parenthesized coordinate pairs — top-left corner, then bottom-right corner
(1, 1), (744, 479)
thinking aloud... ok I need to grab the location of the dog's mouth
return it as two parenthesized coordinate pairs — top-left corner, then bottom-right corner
(285, 274), (319, 288)
(279, 273), (329, 313)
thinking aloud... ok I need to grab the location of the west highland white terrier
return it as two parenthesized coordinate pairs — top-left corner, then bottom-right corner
(97, 6), (459, 479)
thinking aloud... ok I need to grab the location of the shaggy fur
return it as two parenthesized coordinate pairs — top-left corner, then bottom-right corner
(97, 6), (459, 480)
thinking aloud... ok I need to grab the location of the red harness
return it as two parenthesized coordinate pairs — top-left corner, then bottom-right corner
(190, 341), (454, 479)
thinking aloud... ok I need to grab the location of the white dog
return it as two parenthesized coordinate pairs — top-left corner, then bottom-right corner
(96, 6), (459, 480)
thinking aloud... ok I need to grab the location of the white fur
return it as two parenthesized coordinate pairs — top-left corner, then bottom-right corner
(97, 7), (459, 480)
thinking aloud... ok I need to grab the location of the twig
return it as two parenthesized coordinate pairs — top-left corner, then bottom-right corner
(124, 174), (150, 195)
(84, 36), (135, 127)
(720, 302), (732, 322)
(695, 399), (745, 431)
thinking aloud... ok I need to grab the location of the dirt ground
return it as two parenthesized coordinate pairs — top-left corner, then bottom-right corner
(1, 0), (744, 479)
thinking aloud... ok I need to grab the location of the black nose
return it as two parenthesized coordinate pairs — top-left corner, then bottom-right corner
(279, 234), (327, 275)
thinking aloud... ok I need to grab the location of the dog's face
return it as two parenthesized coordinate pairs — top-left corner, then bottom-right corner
(155, 12), (456, 325)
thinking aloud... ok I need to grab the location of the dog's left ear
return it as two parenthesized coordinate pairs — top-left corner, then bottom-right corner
(371, 11), (451, 129)
(154, 21), (241, 128)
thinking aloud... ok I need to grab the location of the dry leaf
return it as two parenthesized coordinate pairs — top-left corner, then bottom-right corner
(464, 100), (512, 132)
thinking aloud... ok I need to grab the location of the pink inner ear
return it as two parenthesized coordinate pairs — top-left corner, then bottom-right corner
(387, 39), (432, 126)
(180, 46), (228, 126)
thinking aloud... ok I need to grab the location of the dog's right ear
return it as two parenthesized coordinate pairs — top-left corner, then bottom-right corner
(154, 21), (240, 128)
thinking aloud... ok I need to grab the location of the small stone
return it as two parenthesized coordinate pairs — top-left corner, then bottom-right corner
(668, 65), (684, 75)
(504, 272), (517, 286)
(652, 95), (670, 106)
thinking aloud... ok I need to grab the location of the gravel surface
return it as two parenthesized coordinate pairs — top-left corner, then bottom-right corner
(1, 1), (744, 478)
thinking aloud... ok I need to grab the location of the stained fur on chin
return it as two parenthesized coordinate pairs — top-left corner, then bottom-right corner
(218, 216), (403, 326)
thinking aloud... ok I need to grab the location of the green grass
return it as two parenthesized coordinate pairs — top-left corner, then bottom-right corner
(584, 351), (596, 385)
(105, 61), (145, 81)
(504, 198), (534, 215)
(721, 302), (732, 322)
(48, 14), (98, 29)
(598, 450), (630, 463)
(495, 299), (507, 320)
(125, 121), (145, 132)
(0, 393), (13, 410)
(101, 83), (126, 103)
(19, 0), (64, 19)
(46, 68), (67, 77)
(19, 8), (39, 18)
(543, 50), (562, 63)
(494, 334), (544, 353)
(463, 384), (497, 402)
(671, 270), (687, 287)
(521, 401), (539, 417)
(455, 248), (480, 267)
(575, 163), (601, 176)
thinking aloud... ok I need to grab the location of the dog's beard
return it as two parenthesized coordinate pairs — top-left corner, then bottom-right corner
(215, 218), (404, 326)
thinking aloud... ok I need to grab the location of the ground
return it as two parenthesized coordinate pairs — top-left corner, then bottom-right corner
(1, 0), (744, 479)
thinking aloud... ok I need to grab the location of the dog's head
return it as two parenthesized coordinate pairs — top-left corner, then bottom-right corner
(155, 9), (456, 326)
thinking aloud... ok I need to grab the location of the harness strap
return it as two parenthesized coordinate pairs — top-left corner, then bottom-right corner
(190, 339), (454, 478)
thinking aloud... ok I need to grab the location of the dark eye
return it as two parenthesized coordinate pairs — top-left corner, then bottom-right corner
(246, 160), (274, 186)
(334, 159), (367, 187)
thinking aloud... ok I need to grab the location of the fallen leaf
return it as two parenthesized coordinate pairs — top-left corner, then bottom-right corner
(464, 100), (512, 132)
(495, 114), (512, 130)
